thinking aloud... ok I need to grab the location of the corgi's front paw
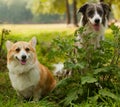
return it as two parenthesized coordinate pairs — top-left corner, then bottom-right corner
(33, 97), (40, 102)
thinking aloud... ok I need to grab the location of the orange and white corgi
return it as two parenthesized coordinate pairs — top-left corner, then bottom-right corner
(6, 37), (56, 101)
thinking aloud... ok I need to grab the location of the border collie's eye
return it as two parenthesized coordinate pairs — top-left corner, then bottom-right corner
(25, 48), (30, 52)
(15, 48), (20, 52)
(98, 10), (103, 16)
(88, 10), (94, 17)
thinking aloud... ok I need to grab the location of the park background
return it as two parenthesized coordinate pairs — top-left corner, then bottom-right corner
(0, 0), (120, 107)
(0, 0), (119, 25)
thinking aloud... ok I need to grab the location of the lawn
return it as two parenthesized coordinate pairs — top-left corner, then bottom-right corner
(0, 24), (76, 107)
(0, 24), (117, 107)
(0, 24), (76, 35)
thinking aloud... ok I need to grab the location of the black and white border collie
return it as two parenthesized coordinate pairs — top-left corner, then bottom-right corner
(53, 3), (111, 79)
(76, 2), (111, 48)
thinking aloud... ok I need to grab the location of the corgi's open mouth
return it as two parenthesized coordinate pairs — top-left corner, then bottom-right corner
(16, 57), (27, 65)
(21, 60), (27, 65)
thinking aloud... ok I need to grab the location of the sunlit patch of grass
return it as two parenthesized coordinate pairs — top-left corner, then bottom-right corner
(0, 24), (76, 36)
(1, 24), (75, 43)
(105, 28), (113, 40)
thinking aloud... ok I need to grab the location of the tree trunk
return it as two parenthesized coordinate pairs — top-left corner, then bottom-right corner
(100, 0), (104, 2)
(73, 0), (78, 27)
(65, 0), (71, 25)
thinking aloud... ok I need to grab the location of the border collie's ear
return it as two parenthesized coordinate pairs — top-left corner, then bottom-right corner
(100, 2), (111, 19)
(77, 3), (89, 14)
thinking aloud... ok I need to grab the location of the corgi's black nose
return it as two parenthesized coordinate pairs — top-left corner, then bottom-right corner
(95, 19), (100, 24)
(21, 55), (26, 60)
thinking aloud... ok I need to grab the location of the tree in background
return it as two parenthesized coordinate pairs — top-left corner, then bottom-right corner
(30, 0), (120, 26)
(66, 0), (71, 24)
(100, 0), (104, 2)
(0, 0), (65, 24)
(27, 0), (71, 24)
(0, 0), (120, 24)
(73, 0), (78, 26)
(0, 0), (33, 23)
(28, 0), (88, 26)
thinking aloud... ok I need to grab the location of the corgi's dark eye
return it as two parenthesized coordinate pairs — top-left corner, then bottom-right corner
(25, 48), (30, 52)
(15, 48), (20, 52)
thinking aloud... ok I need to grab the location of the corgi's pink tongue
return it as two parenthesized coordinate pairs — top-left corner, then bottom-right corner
(93, 24), (100, 31)
(21, 60), (26, 65)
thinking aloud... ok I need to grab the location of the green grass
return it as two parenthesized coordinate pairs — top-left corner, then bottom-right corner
(0, 71), (59, 107)
(105, 28), (113, 40)
(0, 24), (114, 107)
(0, 24), (75, 107)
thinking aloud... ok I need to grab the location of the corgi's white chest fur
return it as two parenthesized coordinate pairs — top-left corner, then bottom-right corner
(8, 62), (40, 91)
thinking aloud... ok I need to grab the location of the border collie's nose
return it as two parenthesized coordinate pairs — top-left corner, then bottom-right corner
(95, 19), (100, 24)
(21, 55), (26, 60)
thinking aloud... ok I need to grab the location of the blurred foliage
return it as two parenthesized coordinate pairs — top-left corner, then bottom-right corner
(103, 0), (120, 19)
(29, 0), (120, 21)
(28, 0), (88, 14)
(0, 0), (120, 23)
(112, 3), (120, 20)
(0, 0), (32, 23)
(27, 0), (66, 14)
(0, 0), (65, 23)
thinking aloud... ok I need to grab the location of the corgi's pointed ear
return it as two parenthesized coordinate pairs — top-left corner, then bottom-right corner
(6, 41), (13, 51)
(30, 37), (37, 48)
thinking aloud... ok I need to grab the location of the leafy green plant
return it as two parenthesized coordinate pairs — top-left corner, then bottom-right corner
(0, 29), (10, 72)
(48, 24), (120, 106)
